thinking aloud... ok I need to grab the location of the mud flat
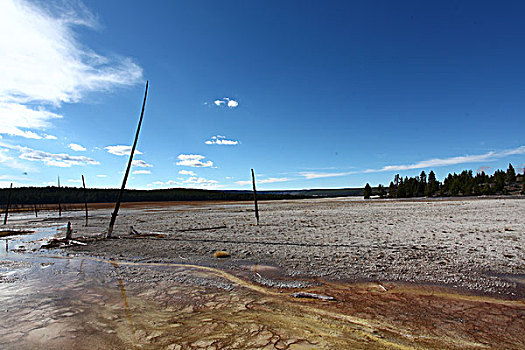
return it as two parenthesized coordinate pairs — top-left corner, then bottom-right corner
(43, 196), (525, 296)
(1, 197), (524, 349)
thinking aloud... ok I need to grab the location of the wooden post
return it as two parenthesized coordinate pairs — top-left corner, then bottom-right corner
(57, 176), (62, 217)
(251, 169), (259, 225)
(34, 203), (38, 218)
(107, 81), (149, 238)
(3, 183), (13, 225)
(82, 175), (88, 226)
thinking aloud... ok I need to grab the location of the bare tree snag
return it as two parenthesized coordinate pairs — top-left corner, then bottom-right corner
(251, 169), (259, 225)
(82, 175), (88, 226)
(57, 176), (62, 217)
(3, 183), (12, 225)
(34, 203), (38, 218)
(107, 81), (149, 238)
(66, 221), (72, 240)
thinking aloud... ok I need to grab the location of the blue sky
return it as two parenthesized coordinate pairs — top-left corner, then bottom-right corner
(0, 0), (524, 190)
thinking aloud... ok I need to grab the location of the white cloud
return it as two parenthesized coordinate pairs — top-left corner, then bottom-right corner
(132, 159), (152, 167)
(176, 154), (213, 167)
(2, 143), (99, 167)
(184, 176), (218, 186)
(105, 145), (143, 156)
(227, 100), (239, 108)
(0, 103), (61, 139)
(364, 145), (525, 173)
(148, 176), (220, 189)
(205, 135), (239, 145)
(132, 170), (151, 175)
(68, 179), (81, 183)
(68, 143), (86, 151)
(0, 0), (142, 139)
(44, 134), (57, 140)
(96, 174), (107, 178)
(300, 171), (353, 179)
(213, 98), (239, 108)
(0, 147), (33, 171)
(236, 177), (291, 186)
(179, 170), (196, 176)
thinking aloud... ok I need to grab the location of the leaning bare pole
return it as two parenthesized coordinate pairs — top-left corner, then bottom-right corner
(107, 81), (149, 238)
(251, 169), (259, 225)
(3, 183), (13, 225)
(57, 176), (62, 217)
(82, 175), (88, 226)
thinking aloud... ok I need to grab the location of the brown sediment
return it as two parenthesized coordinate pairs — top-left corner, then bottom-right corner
(27, 255), (525, 349)
(0, 230), (34, 237)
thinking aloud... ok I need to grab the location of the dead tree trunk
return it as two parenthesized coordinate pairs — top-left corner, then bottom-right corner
(107, 81), (149, 238)
(57, 176), (62, 217)
(66, 221), (72, 240)
(3, 183), (13, 225)
(82, 175), (88, 226)
(34, 203), (38, 218)
(251, 169), (259, 225)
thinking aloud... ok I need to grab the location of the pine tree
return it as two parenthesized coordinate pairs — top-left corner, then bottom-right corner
(388, 181), (396, 198)
(363, 183), (372, 199)
(378, 184), (386, 198)
(507, 163), (516, 184)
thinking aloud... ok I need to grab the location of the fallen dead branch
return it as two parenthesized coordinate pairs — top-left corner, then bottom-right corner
(41, 238), (87, 249)
(290, 292), (336, 301)
(177, 225), (227, 232)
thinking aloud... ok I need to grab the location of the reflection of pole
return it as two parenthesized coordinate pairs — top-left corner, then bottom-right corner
(82, 175), (88, 226)
(57, 176), (62, 217)
(107, 81), (149, 238)
(251, 169), (259, 225)
(3, 183), (13, 225)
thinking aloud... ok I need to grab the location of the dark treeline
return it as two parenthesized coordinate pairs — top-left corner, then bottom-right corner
(365, 163), (524, 199)
(0, 187), (309, 207)
(0, 186), (368, 207)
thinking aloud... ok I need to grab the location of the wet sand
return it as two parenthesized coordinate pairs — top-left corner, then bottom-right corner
(1, 197), (524, 349)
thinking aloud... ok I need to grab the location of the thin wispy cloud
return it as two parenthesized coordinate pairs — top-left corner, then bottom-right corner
(184, 176), (218, 186)
(105, 145), (143, 156)
(96, 174), (107, 178)
(179, 170), (196, 176)
(0, 147), (34, 171)
(300, 171), (354, 179)
(2, 144), (99, 168)
(176, 154), (213, 168)
(236, 177), (291, 186)
(213, 97), (239, 108)
(364, 145), (525, 173)
(0, 0), (142, 140)
(148, 176), (220, 189)
(205, 135), (239, 145)
(44, 134), (57, 140)
(68, 143), (86, 151)
(132, 159), (152, 168)
(0, 103), (61, 139)
(132, 170), (151, 175)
